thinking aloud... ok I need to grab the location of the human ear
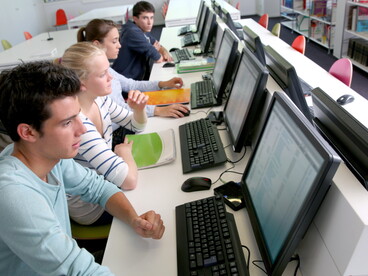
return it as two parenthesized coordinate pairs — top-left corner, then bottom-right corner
(17, 123), (38, 142)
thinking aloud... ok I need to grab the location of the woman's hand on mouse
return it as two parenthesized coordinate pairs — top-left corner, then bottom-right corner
(154, 104), (190, 118)
(158, 77), (183, 89)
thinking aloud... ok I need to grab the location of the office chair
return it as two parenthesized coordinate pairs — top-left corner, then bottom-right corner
(291, 35), (306, 55)
(258, 13), (269, 29)
(70, 220), (111, 240)
(24, 31), (32, 40)
(329, 58), (353, 87)
(1, 39), (12, 50)
(235, 2), (240, 10)
(271, 23), (281, 37)
(54, 9), (68, 30)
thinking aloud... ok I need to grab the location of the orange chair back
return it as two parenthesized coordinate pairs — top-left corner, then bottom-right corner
(258, 14), (269, 29)
(329, 58), (353, 87)
(291, 35), (306, 55)
(55, 9), (67, 26)
(24, 32), (32, 40)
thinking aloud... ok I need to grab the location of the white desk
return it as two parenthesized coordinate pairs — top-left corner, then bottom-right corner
(165, 0), (240, 27)
(0, 29), (78, 71)
(67, 5), (133, 29)
(102, 19), (368, 276)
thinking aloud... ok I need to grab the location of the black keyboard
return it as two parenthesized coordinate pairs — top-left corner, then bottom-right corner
(176, 195), (249, 276)
(299, 77), (313, 96)
(182, 33), (200, 47)
(191, 80), (217, 109)
(172, 48), (195, 63)
(179, 118), (227, 173)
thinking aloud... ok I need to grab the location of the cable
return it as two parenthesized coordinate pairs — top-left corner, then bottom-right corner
(252, 260), (267, 275)
(241, 245), (251, 270)
(289, 254), (300, 276)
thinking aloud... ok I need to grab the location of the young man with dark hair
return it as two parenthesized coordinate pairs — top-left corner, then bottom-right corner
(0, 61), (165, 275)
(112, 1), (173, 80)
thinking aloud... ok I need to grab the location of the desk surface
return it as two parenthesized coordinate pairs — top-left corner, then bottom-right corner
(102, 19), (368, 276)
(0, 29), (78, 70)
(165, 0), (240, 27)
(67, 5), (133, 29)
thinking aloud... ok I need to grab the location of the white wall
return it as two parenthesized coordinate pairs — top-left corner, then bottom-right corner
(0, 0), (48, 53)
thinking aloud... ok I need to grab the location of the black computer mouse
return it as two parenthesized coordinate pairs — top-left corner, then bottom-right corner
(336, 94), (354, 105)
(169, 47), (180, 52)
(163, 62), (175, 68)
(181, 177), (212, 192)
(179, 109), (190, 117)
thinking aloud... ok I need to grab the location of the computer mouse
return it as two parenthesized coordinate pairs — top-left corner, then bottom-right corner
(179, 109), (190, 117)
(336, 94), (354, 105)
(181, 177), (212, 192)
(163, 62), (175, 68)
(169, 47), (180, 52)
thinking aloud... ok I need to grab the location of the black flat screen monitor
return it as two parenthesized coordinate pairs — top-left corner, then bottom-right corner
(200, 9), (217, 54)
(196, 1), (207, 39)
(241, 91), (341, 276)
(242, 25), (266, 66)
(211, 28), (239, 104)
(223, 46), (268, 152)
(312, 87), (368, 189)
(222, 8), (244, 41)
(264, 45), (313, 123)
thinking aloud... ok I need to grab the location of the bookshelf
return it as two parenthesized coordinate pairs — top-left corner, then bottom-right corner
(339, 1), (368, 72)
(280, 0), (337, 53)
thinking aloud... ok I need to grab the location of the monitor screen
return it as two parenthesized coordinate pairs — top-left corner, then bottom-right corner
(242, 25), (266, 66)
(312, 87), (368, 189)
(264, 45), (313, 123)
(200, 9), (217, 54)
(223, 46), (268, 152)
(222, 9), (244, 41)
(241, 91), (341, 276)
(196, 1), (207, 38)
(212, 28), (239, 104)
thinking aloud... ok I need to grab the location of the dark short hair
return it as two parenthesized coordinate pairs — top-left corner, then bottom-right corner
(0, 61), (81, 142)
(133, 1), (155, 17)
(77, 19), (118, 43)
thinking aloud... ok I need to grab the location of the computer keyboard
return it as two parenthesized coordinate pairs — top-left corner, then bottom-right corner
(176, 195), (249, 276)
(182, 33), (200, 47)
(191, 80), (217, 109)
(299, 77), (313, 96)
(172, 48), (195, 63)
(178, 25), (196, 36)
(179, 118), (227, 173)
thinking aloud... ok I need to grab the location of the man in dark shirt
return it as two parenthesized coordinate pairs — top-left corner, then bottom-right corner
(112, 1), (172, 80)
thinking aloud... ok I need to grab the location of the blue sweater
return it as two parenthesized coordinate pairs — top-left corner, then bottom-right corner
(0, 144), (119, 275)
(112, 20), (161, 80)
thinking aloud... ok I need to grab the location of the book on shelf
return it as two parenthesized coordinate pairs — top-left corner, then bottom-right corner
(143, 88), (190, 106)
(347, 38), (368, 66)
(310, 0), (327, 17)
(176, 57), (215, 74)
(357, 1), (368, 32)
(126, 128), (176, 169)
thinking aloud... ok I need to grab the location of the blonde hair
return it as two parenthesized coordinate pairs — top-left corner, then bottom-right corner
(61, 42), (106, 80)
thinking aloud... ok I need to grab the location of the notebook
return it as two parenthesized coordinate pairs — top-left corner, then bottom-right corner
(126, 129), (176, 169)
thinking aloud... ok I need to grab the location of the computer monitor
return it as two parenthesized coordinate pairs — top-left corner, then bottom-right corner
(264, 45), (313, 123)
(312, 87), (368, 189)
(200, 9), (217, 54)
(242, 26), (266, 66)
(211, 28), (239, 104)
(196, 1), (207, 39)
(241, 91), (341, 276)
(222, 8), (244, 41)
(212, 1), (222, 18)
(223, 46), (269, 152)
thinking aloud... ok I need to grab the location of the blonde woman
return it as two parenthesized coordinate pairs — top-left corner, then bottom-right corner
(61, 42), (147, 225)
